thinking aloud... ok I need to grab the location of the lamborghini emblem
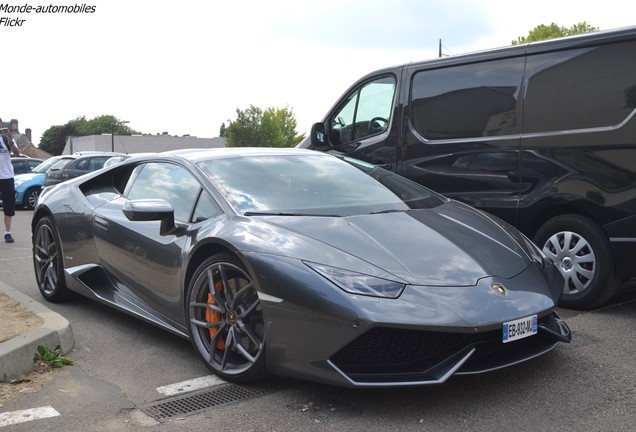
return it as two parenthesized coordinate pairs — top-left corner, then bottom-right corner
(491, 283), (507, 296)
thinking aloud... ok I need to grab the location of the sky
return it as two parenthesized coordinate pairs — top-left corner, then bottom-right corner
(3, 0), (635, 146)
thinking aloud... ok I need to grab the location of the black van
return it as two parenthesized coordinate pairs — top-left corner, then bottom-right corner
(299, 26), (636, 309)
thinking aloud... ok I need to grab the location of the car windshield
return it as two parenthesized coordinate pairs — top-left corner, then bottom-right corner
(198, 154), (445, 216)
(31, 157), (63, 173)
(48, 158), (76, 171)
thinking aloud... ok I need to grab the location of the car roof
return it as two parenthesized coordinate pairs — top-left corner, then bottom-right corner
(159, 147), (320, 163)
(11, 157), (44, 162)
(69, 152), (125, 161)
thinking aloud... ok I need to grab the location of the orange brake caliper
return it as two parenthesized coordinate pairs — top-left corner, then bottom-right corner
(205, 280), (226, 350)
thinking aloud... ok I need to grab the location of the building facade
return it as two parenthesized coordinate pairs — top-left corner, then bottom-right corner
(63, 134), (226, 155)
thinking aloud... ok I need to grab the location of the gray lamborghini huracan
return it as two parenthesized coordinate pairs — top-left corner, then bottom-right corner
(32, 148), (570, 387)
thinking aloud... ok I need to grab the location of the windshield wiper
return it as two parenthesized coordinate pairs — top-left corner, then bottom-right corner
(244, 211), (341, 217)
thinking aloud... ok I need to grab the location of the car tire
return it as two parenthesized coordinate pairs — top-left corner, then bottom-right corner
(33, 216), (71, 302)
(24, 188), (40, 210)
(533, 214), (620, 310)
(186, 253), (268, 383)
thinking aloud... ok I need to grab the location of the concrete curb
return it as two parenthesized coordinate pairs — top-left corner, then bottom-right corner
(0, 282), (74, 382)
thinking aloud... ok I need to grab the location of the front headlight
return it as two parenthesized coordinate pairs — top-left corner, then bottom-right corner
(304, 262), (405, 299)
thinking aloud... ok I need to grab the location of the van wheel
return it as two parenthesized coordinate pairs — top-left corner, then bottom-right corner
(533, 214), (620, 310)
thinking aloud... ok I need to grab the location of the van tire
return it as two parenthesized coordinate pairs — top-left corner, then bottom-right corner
(533, 214), (620, 310)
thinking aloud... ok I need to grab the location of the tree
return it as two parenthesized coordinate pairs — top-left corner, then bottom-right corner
(74, 114), (138, 136)
(39, 115), (140, 155)
(38, 122), (79, 155)
(221, 105), (305, 148)
(512, 22), (598, 45)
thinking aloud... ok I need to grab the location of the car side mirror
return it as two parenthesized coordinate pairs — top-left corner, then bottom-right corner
(122, 199), (176, 236)
(310, 122), (327, 147)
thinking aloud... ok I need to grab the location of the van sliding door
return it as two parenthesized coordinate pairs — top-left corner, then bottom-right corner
(401, 56), (525, 224)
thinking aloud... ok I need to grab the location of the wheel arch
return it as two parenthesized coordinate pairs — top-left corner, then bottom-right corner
(519, 203), (607, 239)
(184, 241), (255, 305)
(31, 207), (55, 236)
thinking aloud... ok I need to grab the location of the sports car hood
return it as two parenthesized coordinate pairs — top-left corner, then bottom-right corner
(261, 202), (534, 286)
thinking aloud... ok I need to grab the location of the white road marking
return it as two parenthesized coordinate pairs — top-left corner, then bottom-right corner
(0, 406), (60, 428)
(156, 375), (226, 396)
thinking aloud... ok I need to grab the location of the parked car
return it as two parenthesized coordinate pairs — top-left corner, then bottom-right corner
(32, 148), (571, 387)
(299, 26), (636, 310)
(44, 152), (123, 186)
(13, 156), (66, 209)
(0, 156), (45, 209)
(11, 156), (45, 175)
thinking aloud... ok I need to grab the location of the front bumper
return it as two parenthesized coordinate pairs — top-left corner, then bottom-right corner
(327, 311), (570, 387)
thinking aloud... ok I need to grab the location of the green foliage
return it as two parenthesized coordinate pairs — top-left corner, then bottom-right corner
(34, 345), (73, 368)
(73, 114), (138, 136)
(223, 105), (305, 148)
(38, 115), (140, 155)
(38, 125), (65, 155)
(512, 22), (599, 45)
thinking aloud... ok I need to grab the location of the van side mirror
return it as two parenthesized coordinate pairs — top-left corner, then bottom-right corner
(310, 123), (327, 147)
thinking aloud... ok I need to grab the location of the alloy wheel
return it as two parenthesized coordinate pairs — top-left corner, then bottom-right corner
(188, 260), (265, 379)
(33, 222), (60, 297)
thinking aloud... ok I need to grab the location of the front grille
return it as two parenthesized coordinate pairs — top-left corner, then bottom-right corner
(331, 327), (469, 368)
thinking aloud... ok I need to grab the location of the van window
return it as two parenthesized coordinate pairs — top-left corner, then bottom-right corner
(329, 76), (396, 146)
(523, 40), (636, 133)
(410, 57), (524, 140)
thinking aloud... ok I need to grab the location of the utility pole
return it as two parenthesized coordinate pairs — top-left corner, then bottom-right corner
(111, 119), (129, 152)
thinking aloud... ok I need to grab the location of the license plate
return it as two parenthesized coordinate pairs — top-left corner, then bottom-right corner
(502, 314), (538, 343)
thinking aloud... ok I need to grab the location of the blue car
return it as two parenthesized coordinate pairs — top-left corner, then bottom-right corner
(12, 156), (68, 209)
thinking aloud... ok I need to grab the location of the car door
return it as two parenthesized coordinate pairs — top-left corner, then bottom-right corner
(318, 75), (401, 170)
(91, 161), (222, 326)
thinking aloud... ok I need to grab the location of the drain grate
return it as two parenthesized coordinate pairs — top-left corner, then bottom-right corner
(141, 383), (274, 421)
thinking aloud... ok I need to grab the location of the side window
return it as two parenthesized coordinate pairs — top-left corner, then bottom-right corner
(126, 162), (201, 223)
(523, 40), (636, 133)
(410, 57), (524, 140)
(13, 161), (25, 174)
(192, 191), (222, 223)
(329, 76), (396, 146)
(75, 159), (88, 170)
(88, 157), (110, 171)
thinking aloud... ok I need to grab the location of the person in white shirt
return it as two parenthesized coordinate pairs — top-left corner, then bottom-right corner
(0, 118), (22, 243)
